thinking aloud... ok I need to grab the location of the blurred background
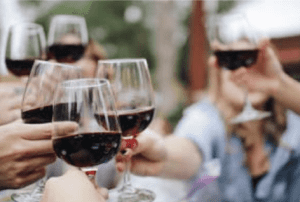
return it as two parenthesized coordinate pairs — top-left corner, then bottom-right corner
(0, 0), (300, 133)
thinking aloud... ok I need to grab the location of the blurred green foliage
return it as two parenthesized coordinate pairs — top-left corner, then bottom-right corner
(32, 1), (155, 72)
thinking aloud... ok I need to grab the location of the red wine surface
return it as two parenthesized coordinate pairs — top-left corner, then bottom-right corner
(95, 107), (155, 137)
(118, 107), (155, 137)
(53, 132), (121, 167)
(214, 49), (259, 70)
(47, 44), (86, 62)
(5, 58), (36, 76)
(22, 105), (53, 124)
(22, 103), (79, 124)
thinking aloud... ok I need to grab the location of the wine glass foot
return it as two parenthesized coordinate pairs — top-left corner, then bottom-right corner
(108, 187), (155, 202)
(230, 110), (271, 124)
(11, 193), (31, 202)
(137, 188), (156, 202)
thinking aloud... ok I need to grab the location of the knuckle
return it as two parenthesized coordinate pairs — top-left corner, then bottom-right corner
(13, 177), (26, 188)
(10, 144), (27, 159)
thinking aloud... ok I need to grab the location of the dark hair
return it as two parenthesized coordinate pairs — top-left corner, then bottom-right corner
(263, 97), (287, 146)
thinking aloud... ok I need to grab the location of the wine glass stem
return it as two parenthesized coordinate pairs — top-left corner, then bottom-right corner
(243, 88), (254, 111)
(123, 159), (133, 189)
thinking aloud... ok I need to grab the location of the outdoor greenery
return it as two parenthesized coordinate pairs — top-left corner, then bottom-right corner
(32, 1), (156, 71)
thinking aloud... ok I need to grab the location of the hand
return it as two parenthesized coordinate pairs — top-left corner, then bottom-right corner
(0, 88), (23, 125)
(0, 121), (77, 190)
(41, 169), (108, 202)
(116, 129), (167, 177)
(230, 38), (284, 96)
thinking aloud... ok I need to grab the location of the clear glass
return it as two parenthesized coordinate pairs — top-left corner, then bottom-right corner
(47, 14), (88, 63)
(5, 23), (46, 76)
(96, 58), (156, 202)
(208, 13), (271, 124)
(11, 60), (82, 202)
(52, 78), (122, 185)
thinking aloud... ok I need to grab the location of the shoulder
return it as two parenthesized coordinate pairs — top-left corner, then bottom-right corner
(174, 98), (225, 138)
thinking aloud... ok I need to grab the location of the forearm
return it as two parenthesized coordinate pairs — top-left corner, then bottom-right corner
(159, 136), (202, 179)
(271, 73), (300, 115)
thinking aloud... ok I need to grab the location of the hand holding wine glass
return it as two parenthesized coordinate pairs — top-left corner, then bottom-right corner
(47, 15), (88, 63)
(96, 58), (156, 202)
(5, 23), (46, 77)
(11, 60), (81, 202)
(209, 13), (271, 124)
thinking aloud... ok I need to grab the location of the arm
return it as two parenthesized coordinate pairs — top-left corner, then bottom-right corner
(231, 38), (300, 114)
(116, 130), (202, 180)
(41, 169), (108, 202)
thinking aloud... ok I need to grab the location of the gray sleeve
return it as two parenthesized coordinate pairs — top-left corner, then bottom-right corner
(174, 108), (224, 163)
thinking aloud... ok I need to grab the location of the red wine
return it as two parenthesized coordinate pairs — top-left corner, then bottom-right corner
(95, 108), (155, 137)
(5, 58), (36, 76)
(94, 108), (155, 137)
(22, 105), (53, 124)
(47, 44), (86, 62)
(22, 103), (78, 124)
(214, 49), (259, 70)
(53, 102), (80, 123)
(53, 132), (121, 167)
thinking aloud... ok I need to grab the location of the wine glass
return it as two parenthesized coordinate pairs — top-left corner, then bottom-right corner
(11, 60), (82, 202)
(96, 58), (156, 202)
(5, 22), (46, 77)
(47, 14), (88, 63)
(52, 78), (122, 184)
(208, 13), (271, 124)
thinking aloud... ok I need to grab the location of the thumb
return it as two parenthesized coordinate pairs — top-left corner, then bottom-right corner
(54, 121), (79, 137)
(15, 122), (55, 140)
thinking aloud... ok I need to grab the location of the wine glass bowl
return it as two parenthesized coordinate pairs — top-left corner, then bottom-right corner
(22, 60), (82, 123)
(5, 23), (46, 76)
(96, 58), (156, 202)
(52, 78), (122, 169)
(47, 14), (88, 63)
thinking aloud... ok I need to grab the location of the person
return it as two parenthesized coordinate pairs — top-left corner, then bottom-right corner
(116, 38), (300, 201)
(0, 121), (77, 191)
(41, 168), (108, 202)
(231, 38), (300, 115)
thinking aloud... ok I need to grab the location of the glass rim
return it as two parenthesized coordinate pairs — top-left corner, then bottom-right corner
(51, 14), (86, 21)
(33, 59), (81, 69)
(98, 58), (147, 64)
(59, 78), (110, 89)
(10, 22), (43, 30)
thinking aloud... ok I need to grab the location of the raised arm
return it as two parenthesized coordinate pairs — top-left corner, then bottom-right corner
(231, 38), (300, 115)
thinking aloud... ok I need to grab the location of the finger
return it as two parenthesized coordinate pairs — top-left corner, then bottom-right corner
(0, 109), (21, 125)
(131, 155), (162, 176)
(115, 149), (132, 162)
(54, 121), (79, 137)
(17, 123), (54, 140)
(97, 187), (109, 200)
(16, 154), (56, 172)
(23, 139), (55, 156)
(7, 95), (23, 110)
(133, 130), (166, 161)
(231, 68), (247, 80)
(12, 167), (46, 189)
(116, 161), (126, 173)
